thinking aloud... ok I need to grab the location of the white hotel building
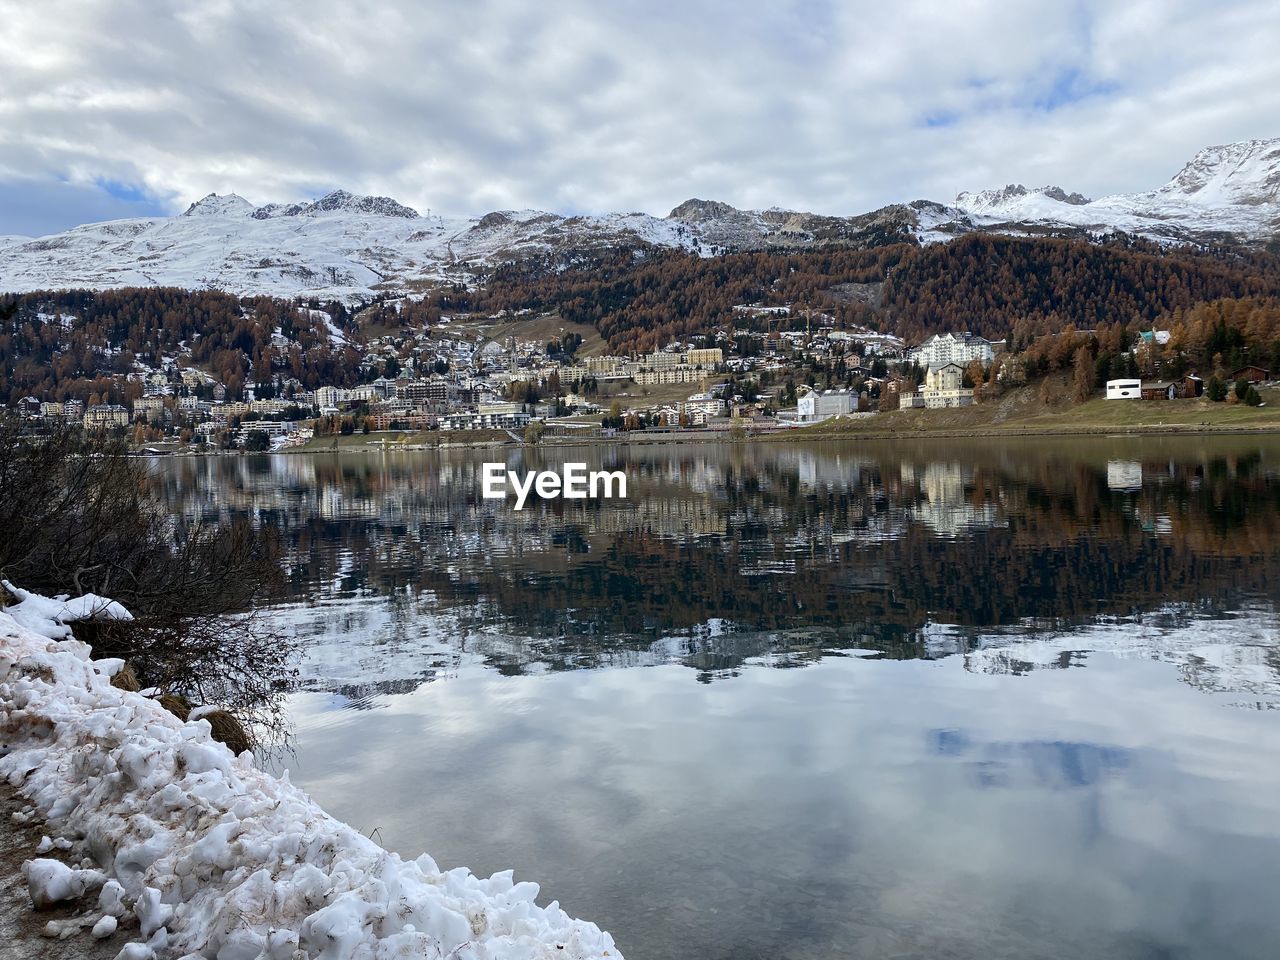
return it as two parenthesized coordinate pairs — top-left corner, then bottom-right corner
(907, 332), (1000, 368)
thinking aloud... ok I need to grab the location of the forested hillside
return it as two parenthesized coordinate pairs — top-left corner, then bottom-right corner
(0, 289), (362, 404)
(470, 235), (1280, 353)
(885, 235), (1280, 349)
(469, 246), (908, 353)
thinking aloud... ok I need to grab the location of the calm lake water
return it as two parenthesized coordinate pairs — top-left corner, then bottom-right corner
(153, 437), (1280, 960)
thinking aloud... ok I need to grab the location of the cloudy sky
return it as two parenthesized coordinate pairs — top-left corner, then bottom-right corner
(2, 0), (1278, 236)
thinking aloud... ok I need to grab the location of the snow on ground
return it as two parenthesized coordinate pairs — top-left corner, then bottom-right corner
(304, 308), (348, 347)
(1, 580), (133, 641)
(0, 588), (622, 960)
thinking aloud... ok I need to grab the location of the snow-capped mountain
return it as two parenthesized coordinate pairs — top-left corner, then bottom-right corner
(1, 138), (1276, 303)
(953, 138), (1280, 241)
(955, 184), (1091, 214)
(666, 197), (928, 249)
(0, 188), (925, 302)
(0, 191), (708, 302)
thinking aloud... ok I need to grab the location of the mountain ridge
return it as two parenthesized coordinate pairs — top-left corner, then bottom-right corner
(2, 138), (1277, 302)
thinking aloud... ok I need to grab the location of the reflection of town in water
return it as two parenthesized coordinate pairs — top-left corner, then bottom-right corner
(151, 438), (1280, 702)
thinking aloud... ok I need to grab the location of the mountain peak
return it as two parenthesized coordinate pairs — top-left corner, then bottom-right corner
(954, 184), (1090, 214)
(306, 190), (420, 218)
(1038, 186), (1091, 205)
(182, 193), (255, 217)
(667, 198), (743, 221)
(250, 191), (420, 220)
(1158, 137), (1280, 206)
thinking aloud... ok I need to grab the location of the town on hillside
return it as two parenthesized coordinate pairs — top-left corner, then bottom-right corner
(10, 302), (1275, 449)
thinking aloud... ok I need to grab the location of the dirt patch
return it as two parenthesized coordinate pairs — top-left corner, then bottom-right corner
(0, 780), (127, 960)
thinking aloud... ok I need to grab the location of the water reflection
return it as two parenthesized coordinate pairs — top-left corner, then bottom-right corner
(281, 651), (1280, 960)
(149, 437), (1280, 960)
(152, 437), (1280, 701)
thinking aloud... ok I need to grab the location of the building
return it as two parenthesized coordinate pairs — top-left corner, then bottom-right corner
(797, 387), (854, 422)
(647, 351), (681, 371)
(680, 393), (726, 425)
(439, 408), (530, 431)
(1231, 365), (1272, 384)
(652, 404), (682, 427)
(209, 401), (251, 421)
(901, 363), (974, 409)
(1106, 377), (1196, 401)
(132, 396), (167, 422)
(83, 404), (129, 430)
(396, 379), (448, 405)
(1105, 379), (1142, 400)
(1135, 330), (1172, 352)
(366, 411), (435, 431)
(314, 386), (342, 411)
(907, 332), (999, 368)
(231, 421), (307, 448)
(584, 356), (623, 376)
(250, 398), (291, 416)
(635, 366), (701, 386)
(684, 348), (724, 368)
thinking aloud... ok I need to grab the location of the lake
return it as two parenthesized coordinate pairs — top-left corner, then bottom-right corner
(152, 437), (1280, 960)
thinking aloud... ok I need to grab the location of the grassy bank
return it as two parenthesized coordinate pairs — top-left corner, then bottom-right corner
(293, 428), (514, 452)
(783, 376), (1280, 441)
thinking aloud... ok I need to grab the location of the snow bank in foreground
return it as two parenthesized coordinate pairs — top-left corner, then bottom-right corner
(0, 596), (621, 960)
(2, 579), (134, 640)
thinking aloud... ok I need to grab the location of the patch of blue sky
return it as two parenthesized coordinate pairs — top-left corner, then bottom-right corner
(0, 178), (169, 236)
(95, 178), (160, 206)
(918, 64), (1119, 129)
(1028, 66), (1119, 112)
(921, 110), (960, 129)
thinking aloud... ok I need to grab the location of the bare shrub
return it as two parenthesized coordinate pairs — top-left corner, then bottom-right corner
(0, 419), (296, 750)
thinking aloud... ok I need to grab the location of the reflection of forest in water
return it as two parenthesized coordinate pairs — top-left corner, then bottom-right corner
(150, 438), (1280, 691)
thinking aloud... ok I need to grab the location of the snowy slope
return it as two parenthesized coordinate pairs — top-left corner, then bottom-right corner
(2, 138), (1277, 303)
(953, 138), (1280, 241)
(0, 193), (936, 303)
(0, 191), (704, 303)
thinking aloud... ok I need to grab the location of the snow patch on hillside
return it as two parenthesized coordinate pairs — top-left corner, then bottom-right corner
(0, 588), (622, 960)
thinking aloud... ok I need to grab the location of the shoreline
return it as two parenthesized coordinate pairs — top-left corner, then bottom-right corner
(128, 417), (1280, 457)
(0, 594), (622, 960)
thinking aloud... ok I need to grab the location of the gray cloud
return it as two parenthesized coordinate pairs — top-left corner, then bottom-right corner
(1, 0), (1278, 235)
